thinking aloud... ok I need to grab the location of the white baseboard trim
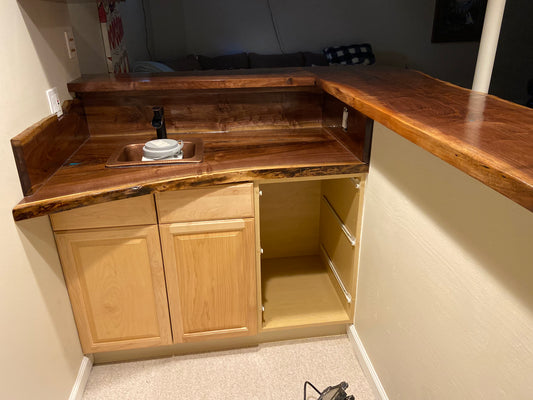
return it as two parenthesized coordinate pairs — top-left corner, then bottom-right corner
(347, 324), (389, 400)
(69, 356), (93, 400)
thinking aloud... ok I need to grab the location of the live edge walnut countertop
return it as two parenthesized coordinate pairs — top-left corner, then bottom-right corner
(12, 66), (533, 220)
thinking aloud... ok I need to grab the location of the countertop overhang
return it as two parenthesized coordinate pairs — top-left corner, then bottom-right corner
(13, 128), (366, 221)
(12, 66), (533, 220)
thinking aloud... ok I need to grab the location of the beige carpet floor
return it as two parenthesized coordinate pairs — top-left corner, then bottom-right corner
(82, 334), (377, 400)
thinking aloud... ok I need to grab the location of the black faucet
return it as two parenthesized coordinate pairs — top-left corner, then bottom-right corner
(151, 106), (167, 139)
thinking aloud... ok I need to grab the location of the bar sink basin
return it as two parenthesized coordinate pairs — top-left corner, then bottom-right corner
(106, 138), (203, 168)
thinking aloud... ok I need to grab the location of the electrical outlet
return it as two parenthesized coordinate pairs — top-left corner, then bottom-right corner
(64, 28), (77, 59)
(342, 107), (349, 130)
(46, 88), (63, 118)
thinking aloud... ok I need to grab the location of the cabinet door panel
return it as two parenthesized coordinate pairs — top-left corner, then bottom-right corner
(160, 219), (257, 342)
(55, 226), (172, 353)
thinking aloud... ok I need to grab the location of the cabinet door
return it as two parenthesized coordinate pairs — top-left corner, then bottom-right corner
(160, 219), (257, 343)
(55, 226), (172, 353)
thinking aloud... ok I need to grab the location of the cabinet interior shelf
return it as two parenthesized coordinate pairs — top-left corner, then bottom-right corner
(261, 255), (350, 331)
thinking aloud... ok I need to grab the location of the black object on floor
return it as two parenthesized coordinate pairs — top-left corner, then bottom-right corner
(304, 381), (355, 400)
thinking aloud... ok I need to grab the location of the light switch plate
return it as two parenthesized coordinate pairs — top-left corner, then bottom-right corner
(64, 28), (77, 60)
(46, 87), (63, 118)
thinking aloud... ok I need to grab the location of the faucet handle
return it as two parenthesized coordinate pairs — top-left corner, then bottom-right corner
(152, 106), (164, 128)
(151, 106), (168, 139)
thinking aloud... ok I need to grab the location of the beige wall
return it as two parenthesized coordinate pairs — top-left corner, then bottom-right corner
(67, 2), (108, 75)
(356, 123), (533, 399)
(68, 0), (151, 73)
(0, 1), (83, 399)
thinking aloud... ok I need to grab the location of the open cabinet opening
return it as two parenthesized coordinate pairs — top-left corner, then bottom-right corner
(258, 177), (363, 331)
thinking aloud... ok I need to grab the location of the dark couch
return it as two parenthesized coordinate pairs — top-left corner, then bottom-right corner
(159, 52), (330, 72)
(133, 44), (375, 73)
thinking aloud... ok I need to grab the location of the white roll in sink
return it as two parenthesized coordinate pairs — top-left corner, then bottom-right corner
(142, 139), (184, 161)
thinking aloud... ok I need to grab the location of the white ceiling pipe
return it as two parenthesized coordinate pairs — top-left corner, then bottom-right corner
(472, 0), (507, 93)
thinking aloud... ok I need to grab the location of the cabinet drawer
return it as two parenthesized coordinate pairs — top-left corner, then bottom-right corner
(156, 183), (254, 223)
(50, 195), (157, 231)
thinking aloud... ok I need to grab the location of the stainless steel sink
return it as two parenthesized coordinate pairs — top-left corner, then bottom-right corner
(106, 138), (203, 168)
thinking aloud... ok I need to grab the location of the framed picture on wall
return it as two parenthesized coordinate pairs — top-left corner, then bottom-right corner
(432, 0), (488, 42)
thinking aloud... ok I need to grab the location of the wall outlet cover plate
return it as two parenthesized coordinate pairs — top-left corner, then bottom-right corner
(46, 87), (63, 118)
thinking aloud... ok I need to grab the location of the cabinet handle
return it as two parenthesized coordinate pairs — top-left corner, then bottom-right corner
(322, 196), (356, 246)
(351, 178), (360, 189)
(321, 245), (352, 304)
(169, 219), (245, 235)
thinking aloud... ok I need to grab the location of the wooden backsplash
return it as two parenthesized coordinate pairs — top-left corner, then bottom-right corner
(11, 100), (90, 196)
(322, 94), (373, 163)
(78, 87), (325, 136)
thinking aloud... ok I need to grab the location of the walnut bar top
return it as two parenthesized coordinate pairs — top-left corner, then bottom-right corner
(68, 66), (533, 213)
(13, 129), (367, 220)
(12, 66), (533, 220)
(67, 69), (318, 92)
(316, 67), (533, 212)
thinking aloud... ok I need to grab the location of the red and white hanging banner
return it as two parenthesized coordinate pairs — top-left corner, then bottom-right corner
(97, 0), (129, 74)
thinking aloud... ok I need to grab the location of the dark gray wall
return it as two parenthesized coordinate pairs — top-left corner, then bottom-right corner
(143, 0), (481, 88)
(73, 0), (484, 89)
(119, 0), (150, 65)
(490, 0), (533, 106)
(146, 0), (187, 60)
(76, 1), (531, 106)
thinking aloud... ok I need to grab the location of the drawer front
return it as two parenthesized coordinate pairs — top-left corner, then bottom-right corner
(156, 183), (254, 223)
(50, 195), (157, 231)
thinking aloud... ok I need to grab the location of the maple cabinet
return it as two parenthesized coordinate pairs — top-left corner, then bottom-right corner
(51, 178), (364, 354)
(156, 184), (257, 342)
(258, 176), (364, 331)
(159, 219), (257, 342)
(52, 184), (257, 353)
(54, 224), (172, 353)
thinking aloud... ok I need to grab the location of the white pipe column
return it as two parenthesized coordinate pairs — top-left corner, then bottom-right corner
(472, 0), (507, 93)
